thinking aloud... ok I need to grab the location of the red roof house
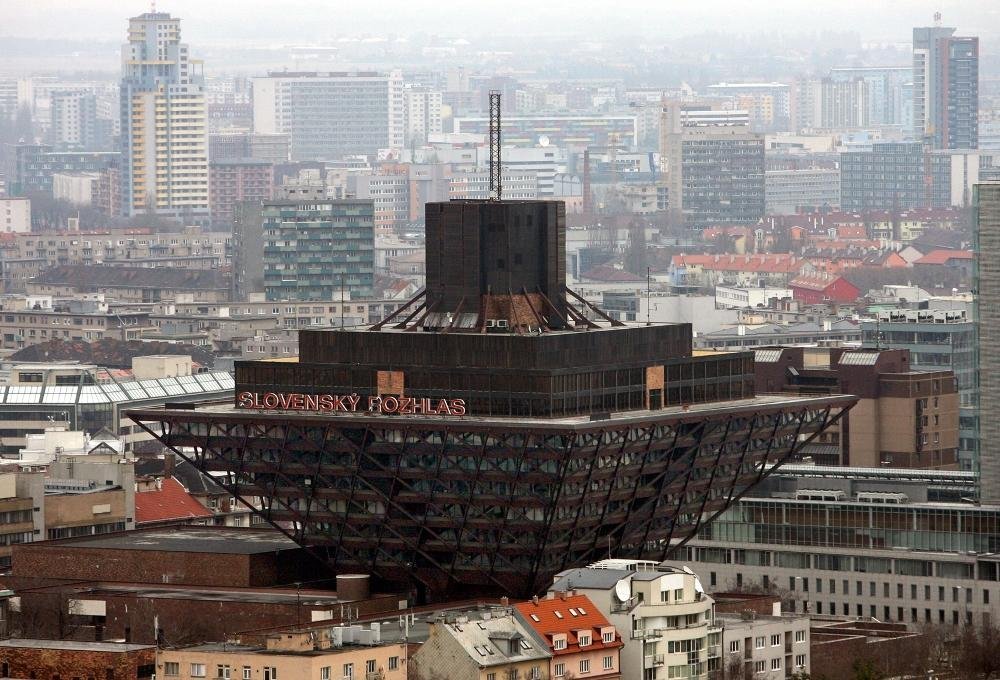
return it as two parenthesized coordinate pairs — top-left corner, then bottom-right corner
(789, 271), (860, 304)
(515, 593), (623, 680)
(135, 477), (214, 527)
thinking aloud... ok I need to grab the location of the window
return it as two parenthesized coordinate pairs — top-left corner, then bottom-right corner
(770, 634), (780, 647)
(602, 631), (614, 643)
(772, 658), (782, 671)
(488, 674), (497, 680)
(554, 664), (565, 678)
(796, 654), (806, 667)
(388, 657), (399, 671)
(263, 668), (277, 680)
(530, 666), (541, 680)
(603, 656), (613, 670)
(754, 661), (766, 673)
(755, 636), (765, 649)
(730, 640), (740, 652)
(795, 630), (805, 643)
(365, 661), (376, 674)
(320, 669), (330, 680)
(554, 638), (566, 650)
(674, 588), (684, 601)
(216, 666), (231, 679)
(191, 665), (206, 679)
(578, 634), (591, 646)
(242, 669), (251, 680)
(163, 663), (179, 677)
(579, 659), (590, 674)
(343, 664), (354, 678)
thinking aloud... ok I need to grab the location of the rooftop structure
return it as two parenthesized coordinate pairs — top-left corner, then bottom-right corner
(129, 199), (852, 600)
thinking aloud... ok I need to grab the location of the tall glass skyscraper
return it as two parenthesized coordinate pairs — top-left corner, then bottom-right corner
(120, 11), (209, 220)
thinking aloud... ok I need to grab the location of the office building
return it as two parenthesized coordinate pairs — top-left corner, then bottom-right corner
(252, 71), (404, 160)
(119, 11), (209, 220)
(552, 562), (720, 680)
(129, 199), (851, 600)
(705, 83), (791, 132)
(862, 308), (978, 472)
(403, 87), (443, 147)
(755, 346), (959, 468)
(3, 143), (119, 196)
(208, 158), (273, 227)
(262, 199), (375, 301)
(820, 77), (869, 129)
(0, 361), (232, 454)
(913, 25), (978, 149)
(928, 149), (980, 207)
(840, 142), (925, 211)
(662, 464), (1000, 628)
(765, 168), (840, 214)
(663, 122), (765, 229)
(828, 67), (911, 128)
(49, 92), (113, 151)
(977, 182), (1000, 500)
(453, 114), (637, 149)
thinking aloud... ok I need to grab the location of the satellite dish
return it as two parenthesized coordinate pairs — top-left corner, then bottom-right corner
(538, 135), (550, 147)
(614, 578), (631, 603)
(682, 566), (694, 575)
(694, 576), (705, 595)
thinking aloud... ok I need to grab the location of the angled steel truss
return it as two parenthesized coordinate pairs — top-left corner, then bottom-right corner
(130, 396), (853, 599)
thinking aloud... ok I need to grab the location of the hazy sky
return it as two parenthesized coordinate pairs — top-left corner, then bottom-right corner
(2, 0), (998, 43)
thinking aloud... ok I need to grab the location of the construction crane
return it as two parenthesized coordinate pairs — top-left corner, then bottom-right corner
(488, 90), (502, 201)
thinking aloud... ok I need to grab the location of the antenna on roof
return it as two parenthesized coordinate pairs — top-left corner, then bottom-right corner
(488, 90), (502, 201)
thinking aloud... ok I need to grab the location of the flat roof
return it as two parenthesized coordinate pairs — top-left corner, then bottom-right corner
(0, 639), (153, 652)
(35, 527), (299, 555)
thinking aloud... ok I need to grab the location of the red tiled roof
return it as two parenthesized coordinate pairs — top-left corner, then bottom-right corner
(913, 249), (974, 265)
(135, 477), (213, 525)
(789, 271), (843, 292)
(514, 594), (623, 655)
(670, 254), (803, 274)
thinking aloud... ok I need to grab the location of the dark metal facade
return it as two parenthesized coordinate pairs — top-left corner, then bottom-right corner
(130, 395), (853, 599)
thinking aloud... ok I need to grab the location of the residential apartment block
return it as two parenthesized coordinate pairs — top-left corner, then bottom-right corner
(120, 11), (209, 220)
(252, 71), (404, 160)
(262, 199), (375, 301)
(552, 561), (721, 680)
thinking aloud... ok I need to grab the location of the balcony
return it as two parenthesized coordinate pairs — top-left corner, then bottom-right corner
(611, 595), (640, 613)
(631, 629), (662, 641)
(645, 654), (665, 667)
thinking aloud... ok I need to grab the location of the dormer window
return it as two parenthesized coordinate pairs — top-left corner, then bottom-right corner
(578, 634), (591, 647)
(554, 638), (566, 651)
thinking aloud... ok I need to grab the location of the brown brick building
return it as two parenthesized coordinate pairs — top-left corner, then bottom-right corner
(754, 346), (959, 468)
(0, 639), (155, 679)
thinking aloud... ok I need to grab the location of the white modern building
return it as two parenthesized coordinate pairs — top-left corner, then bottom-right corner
(403, 86), (443, 147)
(252, 71), (404, 160)
(552, 560), (721, 680)
(0, 198), (31, 233)
(715, 286), (793, 310)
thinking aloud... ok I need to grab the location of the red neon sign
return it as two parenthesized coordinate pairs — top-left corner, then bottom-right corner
(237, 392), (467, 416)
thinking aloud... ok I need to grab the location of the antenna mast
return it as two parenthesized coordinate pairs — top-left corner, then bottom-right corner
(488, 90), (502, 201)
